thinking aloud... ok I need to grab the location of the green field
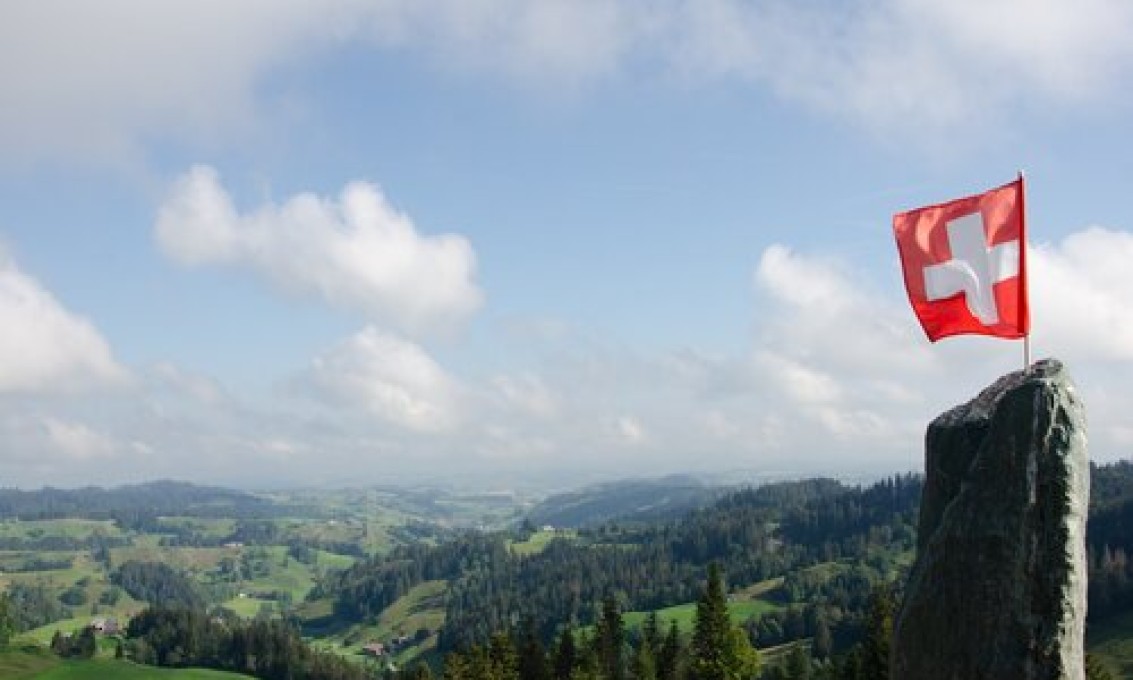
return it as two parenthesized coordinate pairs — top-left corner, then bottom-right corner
(621, 597), (781, 634)
(508, 529), (576, 556)
(0, 644), (247, 680)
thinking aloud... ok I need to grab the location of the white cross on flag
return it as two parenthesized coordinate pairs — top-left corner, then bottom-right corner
(893, 177), (1030, 342)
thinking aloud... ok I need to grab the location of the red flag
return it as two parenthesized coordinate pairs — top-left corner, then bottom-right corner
(893, 177), (1029, 342)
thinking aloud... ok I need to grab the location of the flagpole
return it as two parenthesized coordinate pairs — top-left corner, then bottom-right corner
(1019, 169), (1030, 373)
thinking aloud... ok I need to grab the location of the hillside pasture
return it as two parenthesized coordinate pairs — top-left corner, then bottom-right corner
(315, 579), (447, 666)
(621, 597), (781, 634)
(508, 529), (577, 556)
(0, 519), (125, 542)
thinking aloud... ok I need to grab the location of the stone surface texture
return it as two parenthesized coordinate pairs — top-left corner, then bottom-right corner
(891, 359), (1089, 680)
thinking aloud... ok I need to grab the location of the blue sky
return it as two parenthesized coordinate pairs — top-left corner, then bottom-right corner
(2, 1), (1133, 489)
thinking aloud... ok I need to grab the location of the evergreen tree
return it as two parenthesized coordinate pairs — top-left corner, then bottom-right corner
(75, 626), (98, 659)
(631, 638), (657, 680)
(642, 612), (661, 655)
(811, 616), (832, 662)
(0, 594), (13, 646)
(858, 588), (893, 680)
(489, 631), (520, 680)
(553, 626), (578, 680)
(518, 622), (551, 680)
(658, 620), (682, 680)
(690, 564), (760, 680)
(595, 595), (626, 680)
(782, 645), (811, 680)
(444, 649), (471, 680)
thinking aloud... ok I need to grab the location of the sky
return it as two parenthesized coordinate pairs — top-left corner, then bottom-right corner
(3, 0), (1133, 490)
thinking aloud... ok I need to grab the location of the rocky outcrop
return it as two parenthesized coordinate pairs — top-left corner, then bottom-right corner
(891, 359), (1089, 680)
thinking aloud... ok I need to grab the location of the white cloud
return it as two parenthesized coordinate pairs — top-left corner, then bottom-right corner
(756, 352), (842, 405)
(305, 326), (460, 431)
(5, 1), (1132, 165)
(0, 249), (126, 393)
(1029, 227), (1133, 362)
(491, 372), (558, 418)
(613, 415), (646, 445)
(41, 417), (117, 460)
(156, 165), (482, 332)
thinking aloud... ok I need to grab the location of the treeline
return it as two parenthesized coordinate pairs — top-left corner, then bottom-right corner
(320, 475), (923, 652)
(125, 606), (371, 680)
(155, 520), (368, 558)
(1087, 461), (1133, 621)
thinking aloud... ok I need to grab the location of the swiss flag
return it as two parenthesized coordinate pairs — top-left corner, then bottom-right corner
(893, 178), (1029, 342)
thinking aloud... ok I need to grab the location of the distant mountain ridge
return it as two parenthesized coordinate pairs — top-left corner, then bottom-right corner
(524, 474), (721, 528)
(0, 479), (266, 520)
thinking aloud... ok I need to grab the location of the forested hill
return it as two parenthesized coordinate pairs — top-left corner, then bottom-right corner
(524, 475), (720, 528)
(0, 480), (269, 520)
(318, 474), (923, 651)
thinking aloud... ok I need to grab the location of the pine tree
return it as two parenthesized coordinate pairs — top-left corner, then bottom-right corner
(489, 632), (520, 680)
(518, 622), (550, 680)
(595, 595), (626, 680)
(811, 616), (832, 662)
(689, 564), (760, 680)
(858, 588), (893, 680)
(76, 626), (97, 659)
(0, 594), (12, 647)
(783, 645), (811, 680)
(631, 637), (657, 680)
(658, 620), (682, 680)
(642, 612), (661, 654)
(553, 626), (577, 680)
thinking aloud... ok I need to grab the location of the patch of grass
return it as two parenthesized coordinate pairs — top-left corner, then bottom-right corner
(34, 658), (248, 679)
(620, 596), (782, 634)
(508, 530), (577, 556)
(221, 594), (275, 619)
(373, 580), (447, 639)
(20, 618), (101, 645)
(314, 550), (355, 571)
(1088, 609), (1133, 678)
(1, 642), (248, 679)
(0, 643), (60, 679)
(735, 577), (785, 599)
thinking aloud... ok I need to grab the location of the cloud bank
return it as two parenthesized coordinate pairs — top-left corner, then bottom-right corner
(3, 0), (1131, 164)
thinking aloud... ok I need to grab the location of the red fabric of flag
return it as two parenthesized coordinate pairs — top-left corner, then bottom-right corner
(893, 178), (1029, 342)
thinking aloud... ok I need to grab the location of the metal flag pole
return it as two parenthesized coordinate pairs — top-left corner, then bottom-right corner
(1019, 169), (1030, 373)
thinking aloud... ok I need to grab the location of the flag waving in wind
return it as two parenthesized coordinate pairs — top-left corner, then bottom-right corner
(893, 177), (1029, 342)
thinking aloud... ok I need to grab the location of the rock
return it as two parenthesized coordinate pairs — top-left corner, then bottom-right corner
(891, 359), (1089, 680)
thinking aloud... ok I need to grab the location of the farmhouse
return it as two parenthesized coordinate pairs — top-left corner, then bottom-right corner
(90, 617), (119, 635)
(362, 642), (386, 657)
